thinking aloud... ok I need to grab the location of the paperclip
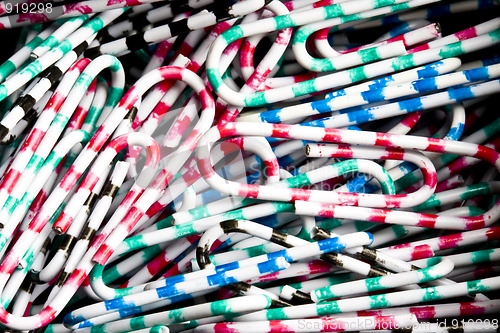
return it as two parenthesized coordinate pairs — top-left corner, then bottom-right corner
(110, 153), (397, 263)
(310, 257), (453, 301)
(0, 54), (125, 238)
(52, 132), (161, 234)
(0, 1), (498, 331)
(197, 126), (434, 207)
(76, 231), (372, 322)
(238, 62), (496, 125)
(0, 22), (59, 83)
(207, 23), (499, 106)
(195, 314), (419, 332)
(32, 160), (117, 284)
(0, 66), (217, 330)
(314, 22), (440, 58)
(408, 17), (500, 54)
(126, 19), (236, 176)
(196, 221), (384, 285)
(235, 275), (500, 321)
(75, 296), (273, 332)
(0, 1), (151, 28)
(88, 137), (283, 297)
(86, 0), (270, 56)
(0, 34), (95, 143)
(0, 9), (126, 105)
(30, 15), (92, 60)
(64, 256), (289, 328)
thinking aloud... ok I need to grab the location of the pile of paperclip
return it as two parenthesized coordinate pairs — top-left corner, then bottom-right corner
(0, 0), (499, 332)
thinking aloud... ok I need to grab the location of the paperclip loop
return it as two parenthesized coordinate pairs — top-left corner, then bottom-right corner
(109, 150), (396, 258)
(86, 158), (396, 312)
(65, 231), (372, 329)
(85, 136), (281, 296)
(206, 10), (500, 107)
(0, 0), (498, 332)
(0, 9), (126, 106)
(85, 0), (272, 57)
(210, 115), (500, 217)
(0, 63), (211, 329)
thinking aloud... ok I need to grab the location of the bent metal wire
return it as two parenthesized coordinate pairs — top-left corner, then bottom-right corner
(0, 0), (497, 331)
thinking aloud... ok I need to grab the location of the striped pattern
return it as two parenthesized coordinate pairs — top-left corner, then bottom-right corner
(207, 28), (500, 106)
(0, 1), (498, 331)
(85, 0), (268, 56)
(236, 276), (500, 321)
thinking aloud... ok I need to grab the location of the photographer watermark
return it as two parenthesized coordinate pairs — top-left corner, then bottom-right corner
(296, 315), (421, 331)
(295, 317), (499, 332)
